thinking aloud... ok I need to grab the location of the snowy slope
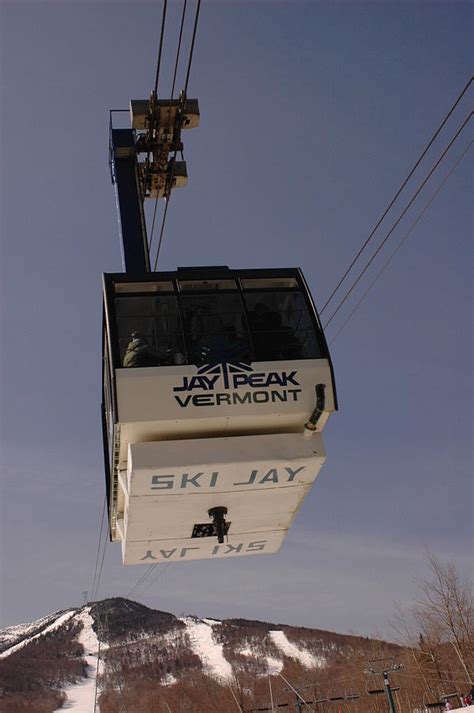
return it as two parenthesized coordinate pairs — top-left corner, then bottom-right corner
(0, 610), (76, 659)
(53, 608), (104, 713)
(0, 598), (400, 710)
(239, 645), (284, 675)
(0, 606), (107, 712)
(269, 630), (325, 668)
(0, 612), (60, 651)
(180, 616), (234, 681)
(180, 616), (328, 680)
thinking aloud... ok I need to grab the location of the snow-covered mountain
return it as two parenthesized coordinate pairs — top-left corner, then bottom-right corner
(0, 598), (335, 712)
(0, 598), (470, 713)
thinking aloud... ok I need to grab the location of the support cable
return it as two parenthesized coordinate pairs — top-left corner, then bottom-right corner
(153, 0), (168, 97)
(134, 562), (171, 597)
(227, 682), (244, 712)
(170, 0), (188, 106)
(93, 606), (107, 713)
(153, 0), (202, 270)
(89, 496), (107, 603)
(396, 671), (472, 684)
(125, 563), (158, 598)
(328, 141), (472, 344)
(126, 562), (171, 599)
(149, 0), (188, 257)
(91, 534), (108, 601)
(184, 0), (201, 95)
(143, 0), (169, 241)
(93, 629), (101, 713)
(323, 112), (473, 330)
(278, 673), (313, 710)
(320, 76), (473, 315)
(268, 676), (275, 713)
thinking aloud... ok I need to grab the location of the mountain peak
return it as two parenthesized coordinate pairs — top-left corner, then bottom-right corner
(0, 598), (409, 713)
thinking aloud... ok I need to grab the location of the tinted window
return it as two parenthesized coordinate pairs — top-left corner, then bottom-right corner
(112, 284), (323, 367)
(179, 292), (251, 364)
(115, 294), (185, 367)
(243, 291), (322, 361)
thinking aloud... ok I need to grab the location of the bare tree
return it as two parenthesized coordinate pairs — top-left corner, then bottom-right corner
(414, 553), (473, 684)
(391, 551), (474, 708)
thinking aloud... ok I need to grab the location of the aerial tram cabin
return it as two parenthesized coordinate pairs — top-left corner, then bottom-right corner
(102, 267), (337, 564)
(102, 95), (337, 564)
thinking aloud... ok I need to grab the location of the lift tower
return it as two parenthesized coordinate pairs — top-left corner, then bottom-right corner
(109, 92), (200, 272)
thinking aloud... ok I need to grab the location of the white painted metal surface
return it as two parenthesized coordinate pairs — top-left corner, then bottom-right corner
(114, 359), (334, 471)
(120, 530), (287, 564)
(108, 348), (335, 562)
(117, 432), (326, 563)
(115, 359), (334, 426)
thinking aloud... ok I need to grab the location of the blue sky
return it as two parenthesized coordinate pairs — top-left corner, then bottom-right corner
(0, 0), (472, 635)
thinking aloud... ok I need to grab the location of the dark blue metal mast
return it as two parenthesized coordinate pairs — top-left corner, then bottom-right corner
(108, 98), (199, 275)
(109, 116), (150, 273)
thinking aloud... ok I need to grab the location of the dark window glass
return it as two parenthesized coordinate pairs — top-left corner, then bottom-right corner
(112, 285), (322, 367)
(179, 293), (251, 364)
(243, 291), (322, 361)
(115, 295), (185, 367)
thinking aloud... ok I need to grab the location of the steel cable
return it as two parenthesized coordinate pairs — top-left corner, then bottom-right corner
(320, 76), (473, 315)
(90, 496), (107, 603)
(91, 536), (108, 601)
(126, 563), (158, 598)
(153, 0), (202, 269)
(153, 0), (168, 97)
(143, 0), (169, 250)
(184, 0), (201, 95)
(134, 562), (172, 597)
(328, 140), (473, 344)
(322, 112), (473, 330)
(149, 0), (188, 257)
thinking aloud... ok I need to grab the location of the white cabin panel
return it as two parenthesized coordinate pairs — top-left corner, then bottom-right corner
(102, 268), (338, 560)
(116, 413), (314, 472)
(120, 530), (286, 564)
(122, 485), (311, 541)
(126, 432), (326, 496)
(115, 359), (335, 426)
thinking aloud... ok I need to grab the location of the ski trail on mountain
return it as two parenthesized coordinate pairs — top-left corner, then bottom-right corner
(180, 617), (234, 681)
(0, 612), (60, 652)
(54, 608), (103, 713)
(0, 610), (76, 659)
(269, 630), (325, 668)
(239, 645), (283, 675)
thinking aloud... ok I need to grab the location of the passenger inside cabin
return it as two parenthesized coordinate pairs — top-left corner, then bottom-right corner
(247, 302), (301, 361)
(123, 332), (167, 367)
(183, 302), (251, 364)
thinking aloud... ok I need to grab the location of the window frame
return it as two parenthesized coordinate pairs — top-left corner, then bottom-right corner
(176, 287), (254, 365)
(102, 268), (334, 371)
(114, 288), (183, 367)
(239, 284), (324, 361)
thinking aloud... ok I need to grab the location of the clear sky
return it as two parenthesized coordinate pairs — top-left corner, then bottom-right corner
(0, 0), (472, 635)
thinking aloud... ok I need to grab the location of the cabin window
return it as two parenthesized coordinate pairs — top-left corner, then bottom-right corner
(243, 291), (323, 360)
(115, 294), (185, 367)
(179, 292), (251, 364)
(241, 277), (298, 290)
(115, 281), (174, 293)
(108, 276), (325, 367)
(178, 279), (238, 291)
